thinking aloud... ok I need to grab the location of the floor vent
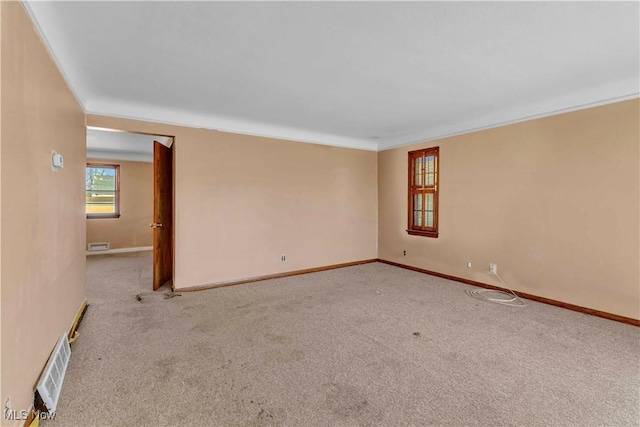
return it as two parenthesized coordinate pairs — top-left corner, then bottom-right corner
(87, 242), (109, 251)
(35, 333), (71, 413)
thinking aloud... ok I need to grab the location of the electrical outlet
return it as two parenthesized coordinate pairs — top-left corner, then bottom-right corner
(489, 263), (497, 274)
(466, 261), (472, 269)
(281, 254), (286, 262)
(403, 250), (406, 256)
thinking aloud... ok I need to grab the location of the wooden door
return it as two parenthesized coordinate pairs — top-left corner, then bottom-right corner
(152, 140), (173, 290)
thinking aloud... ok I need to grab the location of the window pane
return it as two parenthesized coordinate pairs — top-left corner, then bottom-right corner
(425, 156), (434, 173)
(425, 173), (435, 186)
(414, 157), (422, 186)
(425, 211), (433, 228)
(414, 193), (422, 210)
(424, 156), (435, 186)
(425, 193), (433, 211)
(86, 191), (115, 214)
(86, 167), (116, 191)
(413, 210), (422, 227)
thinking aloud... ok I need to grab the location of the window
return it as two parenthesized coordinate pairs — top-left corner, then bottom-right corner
(407, 147), (439, 237)
(86, 164), (120, 218)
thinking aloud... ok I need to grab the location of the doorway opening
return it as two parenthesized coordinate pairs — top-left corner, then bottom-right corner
(85, 126), (174, 290)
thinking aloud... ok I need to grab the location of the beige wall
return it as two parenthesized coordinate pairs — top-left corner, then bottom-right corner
(379, 99), (640, 320)
(86, 159), (153, 250)
(1, 2), (86, 422)
(86, 115), (379, 289)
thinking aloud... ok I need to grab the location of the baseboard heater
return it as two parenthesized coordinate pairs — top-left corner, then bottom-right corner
(34, 333), (71, 413)
(87, 242), (110, 251)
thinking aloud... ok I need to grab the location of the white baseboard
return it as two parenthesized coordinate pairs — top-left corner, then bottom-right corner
(86, 246), (152, 256)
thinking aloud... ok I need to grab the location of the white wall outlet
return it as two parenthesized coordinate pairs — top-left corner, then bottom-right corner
(489, 263), (498, 275)
(466, 261), (472, 269)
(403, 250), (406, 256)
(281, 254), (286, 262)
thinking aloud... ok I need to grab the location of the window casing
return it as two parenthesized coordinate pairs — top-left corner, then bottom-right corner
(86, 164), (120, 219)
(407, 147), (439, 237)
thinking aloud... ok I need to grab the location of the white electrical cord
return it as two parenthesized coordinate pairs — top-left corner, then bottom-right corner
(465, 271), (525, 307)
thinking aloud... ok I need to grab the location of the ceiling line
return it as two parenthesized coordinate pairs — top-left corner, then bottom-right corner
(88, 91), (640, 153)
(378, 92), (640, 151)
(86, 109), (377, 151)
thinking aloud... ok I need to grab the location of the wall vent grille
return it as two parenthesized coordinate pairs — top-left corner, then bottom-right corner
(35, 333), (71, 412)
(87, 242), (110, 251)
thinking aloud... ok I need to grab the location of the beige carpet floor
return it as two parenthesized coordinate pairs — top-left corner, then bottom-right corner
(45, 253), (639, 426)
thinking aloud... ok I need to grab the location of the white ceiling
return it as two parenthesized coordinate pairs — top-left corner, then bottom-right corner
(26, 1), (639, 151)
(87, 129), (171, 163)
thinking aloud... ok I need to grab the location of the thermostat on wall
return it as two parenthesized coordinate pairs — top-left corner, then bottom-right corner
(52, 150), (64, 171)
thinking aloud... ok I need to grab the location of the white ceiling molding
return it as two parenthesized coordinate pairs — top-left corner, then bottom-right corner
(379, 84), (640, 151)
(24, 1), (640, 152)
(86, 101), (378, 151)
